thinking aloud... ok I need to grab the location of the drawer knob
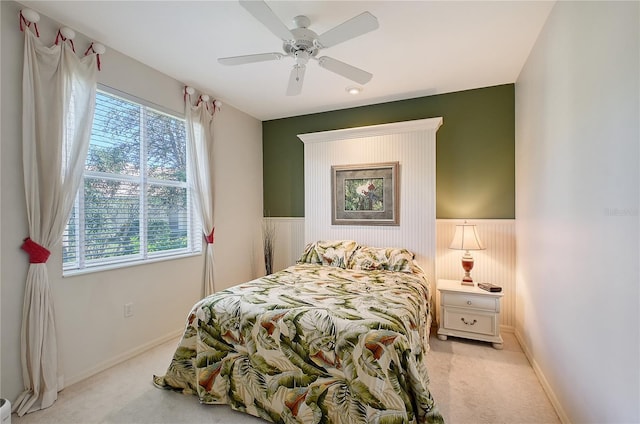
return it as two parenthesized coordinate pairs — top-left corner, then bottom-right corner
(467, 300), (472, 305)
(461, 317), (477, 326)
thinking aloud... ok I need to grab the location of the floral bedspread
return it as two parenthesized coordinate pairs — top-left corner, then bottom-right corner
(154, 263), (444, 423)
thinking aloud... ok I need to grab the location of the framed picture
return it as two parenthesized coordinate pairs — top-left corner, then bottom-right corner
(331, 162), (399, 226)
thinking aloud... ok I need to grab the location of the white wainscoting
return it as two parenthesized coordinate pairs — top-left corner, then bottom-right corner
(436, 219), (516, 330)
(265, 217), (306, 273)
(298, 118), (442, 284)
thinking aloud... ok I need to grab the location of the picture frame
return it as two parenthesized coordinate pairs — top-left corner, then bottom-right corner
(331, 162), (399, 226)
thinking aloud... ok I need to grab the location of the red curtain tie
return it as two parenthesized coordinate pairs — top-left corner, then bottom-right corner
(84, 43), (102, 71)
(19, 11), (40, 37)
(21, 237), (50, 264)
(55, 29), (76, 52)
(206, 228), (215, 244)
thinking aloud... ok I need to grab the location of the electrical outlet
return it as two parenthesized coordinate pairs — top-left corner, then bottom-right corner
(124, 303), (134, 318)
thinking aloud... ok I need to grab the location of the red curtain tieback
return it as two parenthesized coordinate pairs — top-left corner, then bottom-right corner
(21, 237), (50, 264)
(206, 228), (215, 244)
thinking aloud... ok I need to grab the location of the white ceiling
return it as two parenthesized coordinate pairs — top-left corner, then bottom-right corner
(20, 1), (554, 121)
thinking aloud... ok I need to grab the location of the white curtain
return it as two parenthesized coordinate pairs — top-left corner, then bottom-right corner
(14, 26), (98, 416)
(184, 91), (217, 296)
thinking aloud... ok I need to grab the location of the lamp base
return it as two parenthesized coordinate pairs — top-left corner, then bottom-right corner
(461, 253), (475, 286)
(461, 278), (474, 286)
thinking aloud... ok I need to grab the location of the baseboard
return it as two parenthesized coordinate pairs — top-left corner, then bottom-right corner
(62, 328), (183, 388)
(514, 329), (571, 424)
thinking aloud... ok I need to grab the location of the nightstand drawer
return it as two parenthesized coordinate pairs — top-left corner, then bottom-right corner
(442, 292), (498, 312)
(443, 308), (496, 336)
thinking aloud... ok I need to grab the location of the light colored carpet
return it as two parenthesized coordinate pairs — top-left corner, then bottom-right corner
(427, 333), (559, 424)
(12, 331), (559, 424)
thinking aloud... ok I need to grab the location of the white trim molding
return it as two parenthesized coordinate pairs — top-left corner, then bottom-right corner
(515, 329), (571, 424)
(298, 117), (443, 144)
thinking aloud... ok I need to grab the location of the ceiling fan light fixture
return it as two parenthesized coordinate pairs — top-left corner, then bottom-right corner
(294, 50), (310, 65)
(346, 86), (362, 95)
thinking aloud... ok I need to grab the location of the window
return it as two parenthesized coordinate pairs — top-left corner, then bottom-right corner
(63, 87), (201, 273)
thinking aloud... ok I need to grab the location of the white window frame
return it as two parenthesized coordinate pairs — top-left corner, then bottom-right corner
(63, 85), (202, 275)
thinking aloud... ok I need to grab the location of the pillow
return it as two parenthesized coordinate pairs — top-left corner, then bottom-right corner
(297, 240), (358, 268)
(297, 242), (320, 264)
(386, 247), (416, 272)
(347, 245), (415, 273)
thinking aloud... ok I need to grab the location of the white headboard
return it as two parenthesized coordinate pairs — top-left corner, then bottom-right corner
(298, 117), (442, 283)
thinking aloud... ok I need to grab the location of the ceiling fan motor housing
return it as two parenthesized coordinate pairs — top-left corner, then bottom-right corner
(283, 24), (319, 58)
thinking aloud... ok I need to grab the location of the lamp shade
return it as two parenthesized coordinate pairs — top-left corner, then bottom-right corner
(449, 223), (485, 251)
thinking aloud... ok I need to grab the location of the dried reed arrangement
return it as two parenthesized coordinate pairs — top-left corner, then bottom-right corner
(262, 217), (276, 275)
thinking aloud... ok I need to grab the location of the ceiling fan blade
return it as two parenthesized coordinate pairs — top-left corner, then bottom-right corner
(286, 65), (306, 96)
(316, 12), (379, 48)
(239, 0), (294, 41)
(317, 56), (372, 84)
(218, 52), (284, 65)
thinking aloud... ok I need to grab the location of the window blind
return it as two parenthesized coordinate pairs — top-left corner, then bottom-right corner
(63, 88), (201, 272)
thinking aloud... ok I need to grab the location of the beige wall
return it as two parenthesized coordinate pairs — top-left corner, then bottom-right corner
(0, 0), (263, 402)
(515, 2), (639, 423)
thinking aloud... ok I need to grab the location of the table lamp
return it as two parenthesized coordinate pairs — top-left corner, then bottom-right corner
(449, 221), (485, 285)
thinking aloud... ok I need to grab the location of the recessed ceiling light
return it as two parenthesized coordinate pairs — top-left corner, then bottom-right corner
(346, 87), (362, 95)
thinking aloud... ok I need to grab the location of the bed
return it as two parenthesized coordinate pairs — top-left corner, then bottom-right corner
(154, 240), (444, 423)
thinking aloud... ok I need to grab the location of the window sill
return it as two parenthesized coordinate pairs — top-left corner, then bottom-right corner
(63, 251), (203, 277)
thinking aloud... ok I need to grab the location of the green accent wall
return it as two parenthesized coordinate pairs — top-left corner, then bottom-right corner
(263, 84), (515, 219)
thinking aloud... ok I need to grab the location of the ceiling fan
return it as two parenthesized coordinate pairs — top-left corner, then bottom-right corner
(218, 0), (379, 96)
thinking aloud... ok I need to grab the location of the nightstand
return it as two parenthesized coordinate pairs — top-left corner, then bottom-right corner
(436, 279), (504, 349)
